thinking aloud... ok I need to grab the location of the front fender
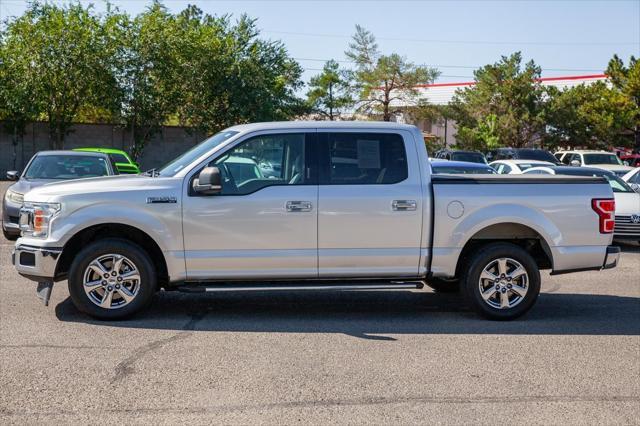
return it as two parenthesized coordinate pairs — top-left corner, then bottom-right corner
(49, 201), (183, 254)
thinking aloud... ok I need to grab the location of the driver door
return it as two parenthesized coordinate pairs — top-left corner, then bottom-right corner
(182, 131), (318, 280)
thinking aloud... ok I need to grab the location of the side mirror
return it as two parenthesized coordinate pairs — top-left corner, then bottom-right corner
(6, 171), (19, 180)
(193, 166), (222, 195)
(570, 160), (581, 167)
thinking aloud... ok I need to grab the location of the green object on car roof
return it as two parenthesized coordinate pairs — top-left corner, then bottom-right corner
(73, 147), (141, 174)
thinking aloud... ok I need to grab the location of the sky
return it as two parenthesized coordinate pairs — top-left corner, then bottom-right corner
(1, 0), (639, 86)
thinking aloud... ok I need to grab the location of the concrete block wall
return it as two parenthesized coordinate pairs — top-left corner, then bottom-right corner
(0, 122), (206, 176)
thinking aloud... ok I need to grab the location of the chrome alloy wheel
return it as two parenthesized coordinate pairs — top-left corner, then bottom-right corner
(82, 254), (141, 309)
(478, 257), (529, 310)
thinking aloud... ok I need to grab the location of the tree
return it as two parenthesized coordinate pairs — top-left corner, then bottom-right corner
(345, 25), (439, 121)
(306, 60), (353, 120)
(0, 37), (40, 168)
(450, 52), (547, 149)
(545, 81), (634, 149)
(606, 55), (640, 149)
(1, 2), (120, 149)
(171, 7), (306, 135)
(114, 3), (181, 161)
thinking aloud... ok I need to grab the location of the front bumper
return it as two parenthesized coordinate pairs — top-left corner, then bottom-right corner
(12, 244), (62, 282)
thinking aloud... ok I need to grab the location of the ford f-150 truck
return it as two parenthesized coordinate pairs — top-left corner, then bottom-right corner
(12, 122), (620, 320)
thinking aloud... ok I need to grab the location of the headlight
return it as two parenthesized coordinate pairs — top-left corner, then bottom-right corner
(5, 190), (24, 204)
(19, 202), (61, 238)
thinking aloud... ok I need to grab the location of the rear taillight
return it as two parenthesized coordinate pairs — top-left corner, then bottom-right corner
(591, 198), (615, 234)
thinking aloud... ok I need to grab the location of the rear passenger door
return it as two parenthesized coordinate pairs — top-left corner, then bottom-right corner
(317, 130), (423, 278)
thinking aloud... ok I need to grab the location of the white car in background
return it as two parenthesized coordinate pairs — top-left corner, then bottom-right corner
(524, 166), (640, 242)
(489, 159), (555, 174)
(622, 168), (640, 193)
(555, 150), (634, 177)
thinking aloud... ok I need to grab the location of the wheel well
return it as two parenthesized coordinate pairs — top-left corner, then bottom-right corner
(455, 223), (553, 277)
(55, 223), (169, 286)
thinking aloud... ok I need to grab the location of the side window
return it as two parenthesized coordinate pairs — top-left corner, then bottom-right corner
(502, 165), (512, 174)
(631, 171), (640, 184)
(321, 133), (408, 185)
(210, 133), (306, 195)
(561, 153), (571, 165)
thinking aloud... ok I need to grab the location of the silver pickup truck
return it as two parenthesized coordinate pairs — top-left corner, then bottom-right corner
(12, 122), (620, 320)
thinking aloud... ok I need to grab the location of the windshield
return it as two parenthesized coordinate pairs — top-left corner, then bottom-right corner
(24, 155), (111, 179)
(451, 152), (486, 164)
(583, 153), (622, 165)
(432, 165), (496, 174)
(604, 174), (635, 193)
(517, 149), (558, 163)
(157, 130), (239, 177)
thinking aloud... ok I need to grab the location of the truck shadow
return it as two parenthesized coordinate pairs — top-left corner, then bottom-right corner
(55, 290), (640, 338)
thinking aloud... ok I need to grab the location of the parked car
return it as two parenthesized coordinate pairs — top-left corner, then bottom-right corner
(74, 148), (140, 174)
(434, 149), (488, 164)
(486, 148), (561, 164)
(555, 150), (634, 177)
(3, 151), (118, 240)
(431, 160), (496, 175)
(12, 122), (619, 321)
(490, 159), (555, 174)
(620, 154), (640, 168)
(622, 168), (640, 193)
(523, 166), (640, 243)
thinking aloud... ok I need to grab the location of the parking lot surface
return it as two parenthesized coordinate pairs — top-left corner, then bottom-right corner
(1, 181), (639, 424)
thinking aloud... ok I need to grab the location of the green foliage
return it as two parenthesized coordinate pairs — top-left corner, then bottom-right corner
(545, 55), (639, 150)
(606, 55), (640, 148)
(306, 60), (353, 120)
(345, 25), (439, 121)
(1, 1), (119, 149)
(450, 52), (547, 150)
(545, 81), (634, 149)
(0, 2), (305, 156)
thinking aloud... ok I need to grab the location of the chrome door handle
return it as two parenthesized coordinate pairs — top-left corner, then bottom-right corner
(392, 200), (417, 211)
(286, 201), (313, 212)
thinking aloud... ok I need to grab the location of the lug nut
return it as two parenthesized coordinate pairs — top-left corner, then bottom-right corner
(111, 271), (117, 276)
(107, 286), (113, 291)
(101, 280), (107, 286)
(117, 276), (123, 282)
(103, 273), (109, 279)
(115, 284), (120, 289)
(507, 284), (512, 289)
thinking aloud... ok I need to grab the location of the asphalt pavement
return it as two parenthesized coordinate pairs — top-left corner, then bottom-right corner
(1, 181), (639, 424)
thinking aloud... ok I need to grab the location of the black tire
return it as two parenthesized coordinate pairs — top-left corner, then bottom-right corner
(462, 242), (541, 321)
(67, 238), (157, 320)
(2, 227), (18, 241)
(425, 277), (460, 293)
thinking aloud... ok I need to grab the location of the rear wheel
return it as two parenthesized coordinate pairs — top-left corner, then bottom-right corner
(68, 238), (156, 320)
(462, 242), (540, 320)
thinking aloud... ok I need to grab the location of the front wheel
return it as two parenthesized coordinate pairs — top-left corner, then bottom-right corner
(68, 238), (157, 320)
(462, 242), (541, 320)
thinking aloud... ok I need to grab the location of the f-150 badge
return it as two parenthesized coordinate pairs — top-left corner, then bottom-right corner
(146, 196), (177, 204)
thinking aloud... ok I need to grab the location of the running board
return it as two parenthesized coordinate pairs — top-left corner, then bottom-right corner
(176, 281), (424, 293)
